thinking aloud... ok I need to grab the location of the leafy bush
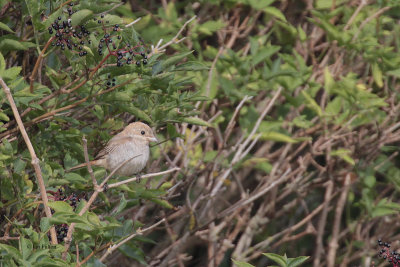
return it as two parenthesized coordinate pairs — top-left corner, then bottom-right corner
(2, 0), (400, 266)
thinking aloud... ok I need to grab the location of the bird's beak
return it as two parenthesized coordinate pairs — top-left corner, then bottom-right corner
(149, 136), (158, 142)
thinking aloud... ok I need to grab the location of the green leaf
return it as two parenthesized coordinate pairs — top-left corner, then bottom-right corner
(40, 217), (51, 232)
(161, 51), (193, 70)
(258, 132), (304, 143)
(252, 46), (280, 65)
(20, 237), (33, 260)
(0, 243), (22, 260)
(197, 20), (226, 35)
(48, 201), (73, 213)
(0, 22), (14, 33)
(0, 52), (5, 73)
(2, 66), (21, 80)
(121, 104), (153, 123)
(264, 6), (287, 22)
(287, 256), (309, 267)
(232, 259), (255, 267)
(114, 194), (127, 215)
(371, 198), (400, 218)
(64, 172), (87, 184)
(0, 112), (9, 122)
(71, 9), (93, 27)
(371, 63), (383, 88)
(150, 198), (173, 209)
(301, 90), (322, 116)
(180, 117), (212, 127)
(263, 253), (287, 267)
(0, 39), (29, 51)
(330, 149), (355, 165)
(174, 61), (209, 71)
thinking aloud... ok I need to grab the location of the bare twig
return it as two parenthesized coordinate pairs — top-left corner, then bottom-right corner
(327, 173), (351, 267)
(100, 218), (166, 262)
(0, 77), (58, 245)
(108, 167), (181, 189)
(150, 16), (196, 55)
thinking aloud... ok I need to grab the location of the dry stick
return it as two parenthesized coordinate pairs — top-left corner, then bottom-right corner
(210, 87), (283, 199)
(223, 95), (252, 145)
(313, 181), (334, 267)
(99, 218), (166, 262)
(0, 77), (58, 245)
(82, 137), (97, 186)
(352, 5), (392, 41)
(150, 16), (196, 55)
(327, 173), (351, 267)
(107, 168), (180, 189)
(29, 36), (55, 92)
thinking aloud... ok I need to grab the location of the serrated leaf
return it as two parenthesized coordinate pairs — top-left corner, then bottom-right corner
(40, 217), (51, 232)
(71, 9), (93, 27)
(0, 243), (22, 259)
(0, 22), (14, 33)
(48, 201), (73, 213)
(2, 66), (21, 80)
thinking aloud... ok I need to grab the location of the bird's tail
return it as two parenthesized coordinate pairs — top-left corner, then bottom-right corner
(66, 159), (104, 172)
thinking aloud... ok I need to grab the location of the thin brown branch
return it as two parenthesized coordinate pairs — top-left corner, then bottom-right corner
(0, 77), (58, 245)
(29, 36), (55, 92)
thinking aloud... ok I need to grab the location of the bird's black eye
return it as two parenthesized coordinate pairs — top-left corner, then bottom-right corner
(141, 130), (145, 135)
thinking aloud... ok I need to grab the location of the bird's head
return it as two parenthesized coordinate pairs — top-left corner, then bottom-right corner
(124, 122), (158, 144)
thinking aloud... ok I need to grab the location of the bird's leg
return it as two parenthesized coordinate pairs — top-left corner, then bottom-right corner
(136, 173), (142, 183)
(103, 183), (109, 192)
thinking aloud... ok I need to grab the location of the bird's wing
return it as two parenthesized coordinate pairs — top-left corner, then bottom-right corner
(95, 135), (135, 159)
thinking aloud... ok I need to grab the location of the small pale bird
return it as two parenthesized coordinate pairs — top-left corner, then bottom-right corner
(69, 122), (158, 176)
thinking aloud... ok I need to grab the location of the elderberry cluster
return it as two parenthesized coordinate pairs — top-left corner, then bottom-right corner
(55, 224), (69, 243)
(94, 15), (149, 67)
(377, 239), (400, 267)
(48, 3), (90, 57)
(49, 188), (87, 242)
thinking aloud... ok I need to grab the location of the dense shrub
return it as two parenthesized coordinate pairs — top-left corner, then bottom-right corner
(1, 0), (400, 266)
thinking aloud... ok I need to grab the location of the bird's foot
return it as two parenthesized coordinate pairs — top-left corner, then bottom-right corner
(103, 183), (109, 192)
(136, 173), (142, 183)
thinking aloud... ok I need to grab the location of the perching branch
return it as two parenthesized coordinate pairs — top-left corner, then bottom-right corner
(107, 167), (181, 189)
(99, 218), (166, 262)
(0, 77), (58, 245)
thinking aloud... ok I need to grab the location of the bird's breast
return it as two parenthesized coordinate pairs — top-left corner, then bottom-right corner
(106, 141), (149, 176)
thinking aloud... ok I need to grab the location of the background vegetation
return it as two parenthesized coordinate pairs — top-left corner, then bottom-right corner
(1, 0), (400, 266)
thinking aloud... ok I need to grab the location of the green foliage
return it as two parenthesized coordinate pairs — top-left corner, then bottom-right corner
(2, 0), (400, 266)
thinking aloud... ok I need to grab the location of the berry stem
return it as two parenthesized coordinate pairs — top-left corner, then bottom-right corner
(29, 36), (55, 93)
